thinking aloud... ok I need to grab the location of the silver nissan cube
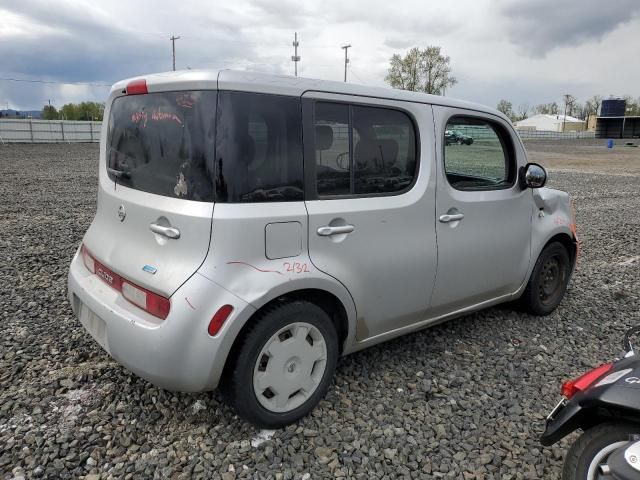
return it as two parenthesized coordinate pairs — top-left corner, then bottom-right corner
(68, 70), (578, 427)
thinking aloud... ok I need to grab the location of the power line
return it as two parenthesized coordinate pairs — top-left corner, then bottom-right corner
(0, 77), (111, 87)
(348, 65), (364, 83)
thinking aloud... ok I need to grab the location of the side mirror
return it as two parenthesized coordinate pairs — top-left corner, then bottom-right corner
(521, 163), (547, 189)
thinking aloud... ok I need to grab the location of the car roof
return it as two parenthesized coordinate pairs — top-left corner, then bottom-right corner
(111, 69), (506, 120)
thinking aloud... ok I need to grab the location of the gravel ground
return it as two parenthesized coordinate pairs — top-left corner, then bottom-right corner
(1, 141), (639, 480)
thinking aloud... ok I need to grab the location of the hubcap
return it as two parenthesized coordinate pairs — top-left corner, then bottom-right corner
(253, 322), (327, 413)
(587, 441), (628, 480)
(538, 255), (565, 305)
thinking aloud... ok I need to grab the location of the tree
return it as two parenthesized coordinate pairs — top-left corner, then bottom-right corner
(535, 102), (559, 115)
(59, 101), (105, 121)
(516, 103), (530, 121)
(585, 95), (603, 117)
(385, 46), (457, 95)
(496, 99), (514, 119)
(623, 95), (640, 116)
(563, 94), (576, 117)
(60, 103), (77, 120)
(42, 105), (59, 120)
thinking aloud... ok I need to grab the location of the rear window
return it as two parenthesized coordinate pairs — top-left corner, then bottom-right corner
(215, 92), (303, 202)
(107, 91), (217, 202)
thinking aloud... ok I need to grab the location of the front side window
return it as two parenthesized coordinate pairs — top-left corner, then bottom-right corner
(107, 91), (217, 201)
(215, 92), (303, 202)
(313, 102), (417, 196)
(443, 117), (515, 190)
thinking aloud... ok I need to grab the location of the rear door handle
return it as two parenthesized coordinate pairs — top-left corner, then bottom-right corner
(317, 225), (355, 236)
(150, 223), (181, 239)
(439, 213), (464, 223)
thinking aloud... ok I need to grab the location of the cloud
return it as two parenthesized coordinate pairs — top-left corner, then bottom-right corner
(1, 0), (639, 111)
(498, 0), (640, 56)
(0, 1), (257, 82)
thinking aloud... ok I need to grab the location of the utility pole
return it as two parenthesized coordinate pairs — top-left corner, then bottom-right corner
(291, 32), (301, 77)
(341, 44), (351, 82)
(562, 94), (572, 133)
(170, 35), (181, 71)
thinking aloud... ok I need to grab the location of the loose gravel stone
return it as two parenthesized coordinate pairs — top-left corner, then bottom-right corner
(0, 141), (639, 479)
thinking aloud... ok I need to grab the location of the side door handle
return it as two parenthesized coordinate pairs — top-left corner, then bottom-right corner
(317, 224), (355, 236)
(439, 213), (464, 223)
(150, 223), (181, 239)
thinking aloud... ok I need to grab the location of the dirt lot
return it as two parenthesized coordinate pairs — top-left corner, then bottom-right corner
(524, 138), (640, 175)
(0, 140), (639, 480)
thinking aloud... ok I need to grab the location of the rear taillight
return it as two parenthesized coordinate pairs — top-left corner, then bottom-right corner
(122, 280), (171, 320)
(561, 363), (613, 399)
(80, 244), (170, 320)
(126, 79), (148, 95)
(81, 245), (95, 273)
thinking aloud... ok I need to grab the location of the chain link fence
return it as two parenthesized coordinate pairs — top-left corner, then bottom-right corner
(0, 119), (597, 144)
(0, 119), (102, 143)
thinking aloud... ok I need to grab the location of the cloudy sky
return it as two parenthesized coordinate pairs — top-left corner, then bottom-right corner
(1, 0), (639, 111)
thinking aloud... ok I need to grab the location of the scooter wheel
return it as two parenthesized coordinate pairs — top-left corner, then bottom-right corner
(563, 423), (640, 480)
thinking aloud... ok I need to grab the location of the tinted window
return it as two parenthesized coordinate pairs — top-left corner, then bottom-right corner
(444, 117), (514, 190)
(353, 106), (416, 194)
(107, 91), (216, 201)
(313, 102), (417, 196)
(314, 103), (350, 196)
(216, 92), (303, 202)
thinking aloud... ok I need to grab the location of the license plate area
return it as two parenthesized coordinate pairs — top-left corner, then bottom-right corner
(76, 296), (109, 352)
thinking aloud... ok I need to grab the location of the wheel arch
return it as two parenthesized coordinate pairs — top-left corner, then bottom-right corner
(517, 227), (577, 300)
(220, 286), (356, 384)
(544, 232), (578, 269)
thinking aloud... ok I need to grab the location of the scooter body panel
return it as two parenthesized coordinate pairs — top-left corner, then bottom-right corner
(541, 356), (640, 446)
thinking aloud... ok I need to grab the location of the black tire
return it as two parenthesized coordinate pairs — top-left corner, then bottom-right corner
(562, 423), (640, 480)
(520, 241), (571, 315)
(223, 301), (339, 428)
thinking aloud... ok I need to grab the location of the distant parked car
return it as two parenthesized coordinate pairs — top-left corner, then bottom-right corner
(445, 129), (474, 145)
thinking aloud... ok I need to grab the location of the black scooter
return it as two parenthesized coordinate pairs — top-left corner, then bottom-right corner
(541, 326), (640, 480)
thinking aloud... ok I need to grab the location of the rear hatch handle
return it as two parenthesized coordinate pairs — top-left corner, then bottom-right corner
(150, 223), (181, 239)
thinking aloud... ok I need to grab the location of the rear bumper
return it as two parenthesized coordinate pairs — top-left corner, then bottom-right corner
(67, 248), (255, 392)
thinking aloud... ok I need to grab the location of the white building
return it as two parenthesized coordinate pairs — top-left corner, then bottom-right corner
(514, 114), (586, 132)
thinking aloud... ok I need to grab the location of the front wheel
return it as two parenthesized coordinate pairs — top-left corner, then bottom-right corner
(224, 301), (339, 428)
(520, 241), (571, 315)
(562, 423), (640, 480)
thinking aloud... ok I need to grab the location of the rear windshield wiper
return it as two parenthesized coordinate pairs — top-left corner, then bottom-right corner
(107, 167), (130, 179)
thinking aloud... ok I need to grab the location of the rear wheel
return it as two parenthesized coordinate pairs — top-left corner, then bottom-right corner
(562, 423), (640, 480)
(520, 241), (571, 315)
(224, 301), (338, 428)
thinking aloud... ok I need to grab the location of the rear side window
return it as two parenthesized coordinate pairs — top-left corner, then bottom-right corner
(215, 92), (303, 202)
(313, 102), (417, 196)
(443, 117), (515, 190)
(314, 103), (350, 196)
(107, 91), (216, 202)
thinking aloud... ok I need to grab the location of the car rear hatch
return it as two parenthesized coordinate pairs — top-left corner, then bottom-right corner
(82, 86), (218, 298)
